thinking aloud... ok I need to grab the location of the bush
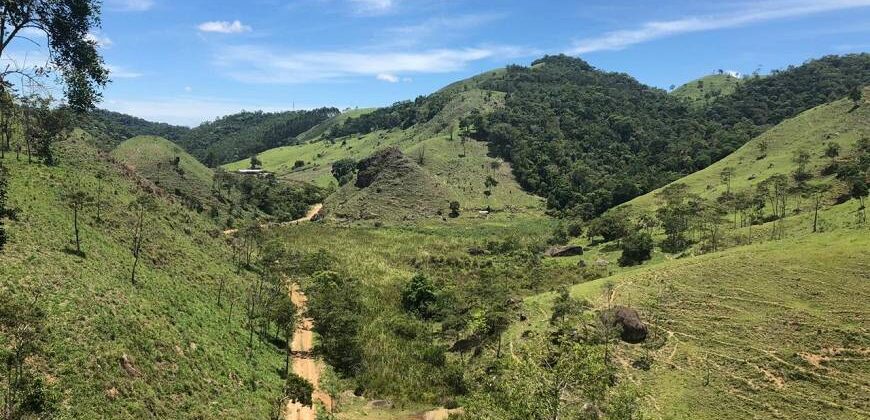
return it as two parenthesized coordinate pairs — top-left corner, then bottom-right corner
(283, 373), (314, 406)
(618, 231), (654, 266)
(401, 274), (438, 319)
(293, 160), (305, 169)
(448, 201), (460, 218)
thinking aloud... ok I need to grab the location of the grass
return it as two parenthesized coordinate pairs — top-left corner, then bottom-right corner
(512, 220), (869, 419)
(224, 84), (541, 213)
(111, 135), (214, 205)
(671, 73), (741, 108)
(1, 134), (287, 418)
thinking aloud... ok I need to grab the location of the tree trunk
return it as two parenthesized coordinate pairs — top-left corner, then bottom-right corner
(73, 205), (81, 254)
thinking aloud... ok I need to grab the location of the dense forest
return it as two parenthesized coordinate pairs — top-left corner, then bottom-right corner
(325, 54), (870, 218)
(177, 108), (340, 165)
(83, 107), (340, 166)
(78, 109), (191, 147)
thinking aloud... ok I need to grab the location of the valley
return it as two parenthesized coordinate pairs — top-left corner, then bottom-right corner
(0, 4), (868, 418)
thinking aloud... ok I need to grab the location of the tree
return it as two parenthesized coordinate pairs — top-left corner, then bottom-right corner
(60, 183), (92, 256)
(848, 84), (862, 107)
(550, 286), (588, 325)
(249, 154), (262, 169)
(305, 270), (364, 376)
(792, 149), (812, 182)
(282, 373), (313, 407)
(330, 158), (356, 186)
(448, 201), (460, 218)
(128, 195), (155, 285)
(587, 210), (630, 243)
(401, 273), (438, 320)
(0, 163), (7, 251)
(0, 0), (109, 111)
(272, 289), (297, 376)
(618, 231), (654, 266)
(464, 340), (611, 420)
(483, 175), (498, 210)
(720, 167), (735, 194)
(850, 178), (868, 224)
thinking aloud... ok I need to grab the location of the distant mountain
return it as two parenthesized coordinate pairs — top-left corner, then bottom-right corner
(81, 107), (341, 167)
(78, 109), (191, 148)
(177, 108), (340, 166)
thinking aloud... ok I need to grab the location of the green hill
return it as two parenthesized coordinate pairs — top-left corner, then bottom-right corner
(671, 73), (741, 107)
(79, 109), (191, 148)
(323, 147), (454, 221)
(625, 88), (869, 212)
(111, 135), (214, 209)
(0, 134), (289, 418)
(295, 108), (375, 144)
(513, 226), (869, 419)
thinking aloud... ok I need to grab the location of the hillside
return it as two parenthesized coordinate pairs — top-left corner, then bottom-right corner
(295, 108), (375, 144)
(625, 88), (869, 211)
(178, 108), (340, 166)
(0, 134), (289, 418)
(671, 73), (741, 107)
(513, 225), (869, 419)
(78, 109), (191, 148)
(111, 135), (214, 210)
(323, 147), (454, 221)
(225, 83), (542, 214)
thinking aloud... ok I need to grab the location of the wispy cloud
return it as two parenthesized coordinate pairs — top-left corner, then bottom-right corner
(107, 64), (143, 79)
(105, 0), (154, 12)
(384, 12), (506, 47)
(376, 73), (400, 83)
(214, 45), (531, 84)
(570, 0), (870, 54)
(198, 20), (252, 34)
(349, 0), (397, 15)
(85, 32), (113, 48)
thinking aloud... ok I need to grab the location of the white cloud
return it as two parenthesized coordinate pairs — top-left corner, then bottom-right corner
(570, 0), (870, 54)
(214, 45), (530, 84)
(85, 32), (113, 48)
(184, 86), (193, 92)
(106, 0), (154, 12)
(349, 0), (396, 15)
(376, 73), (399, 83)
(197, 20), (252, 34)
(106, 64), (142, 79)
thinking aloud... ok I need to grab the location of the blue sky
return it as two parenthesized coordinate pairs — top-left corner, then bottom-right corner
(7, 0), (870, 126)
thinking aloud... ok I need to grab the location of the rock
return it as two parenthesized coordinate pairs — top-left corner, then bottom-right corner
(546, 245), (584, 257)
(467, 246), (486, 256)
(119, 354), (141, 377)
(601, 306), (648, 344)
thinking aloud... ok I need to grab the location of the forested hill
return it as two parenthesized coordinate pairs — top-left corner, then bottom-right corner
(79, 109), (191, 148)
(176, 107), (340, 165)
(81, 107), (340, 166)
(323, 53), (869, 219)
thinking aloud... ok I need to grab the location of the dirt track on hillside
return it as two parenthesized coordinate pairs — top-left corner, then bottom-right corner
(223, 203), (322, 235)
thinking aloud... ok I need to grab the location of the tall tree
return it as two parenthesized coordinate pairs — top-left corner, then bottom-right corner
(0, 0), (109, 110)
(0, 162), (7, 250)
(60, 182), (92, 256)
(128, 195), (155, 285)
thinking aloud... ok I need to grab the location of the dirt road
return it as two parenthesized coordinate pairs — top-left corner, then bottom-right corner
(284, 284), (333, 420)
(223, 203), (322, 235)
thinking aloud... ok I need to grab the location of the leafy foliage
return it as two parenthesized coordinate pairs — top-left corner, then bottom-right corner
(618, 231), (654, 267)
(177, 108), (339, 165)
(282, 373), (314, 406)
(77, 109), (190, 148)
(305, 270), (365, 377)
(0, 0), (109, 110)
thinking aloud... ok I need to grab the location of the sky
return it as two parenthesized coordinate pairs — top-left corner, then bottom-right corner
(5, 0), (870, 126)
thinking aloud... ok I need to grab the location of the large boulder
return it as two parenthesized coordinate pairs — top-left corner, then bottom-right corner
(546, 245), (584, 257)
(601, 306), (647, 343)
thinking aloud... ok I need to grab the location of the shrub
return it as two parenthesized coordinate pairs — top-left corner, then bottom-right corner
(618, 231), (654, 266)
(448, 201), (460, 218)
(283, 373), (313, 406)
(401, 274), (438, 319)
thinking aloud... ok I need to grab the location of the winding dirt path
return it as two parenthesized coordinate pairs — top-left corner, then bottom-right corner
(223, 203), (323, 235)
